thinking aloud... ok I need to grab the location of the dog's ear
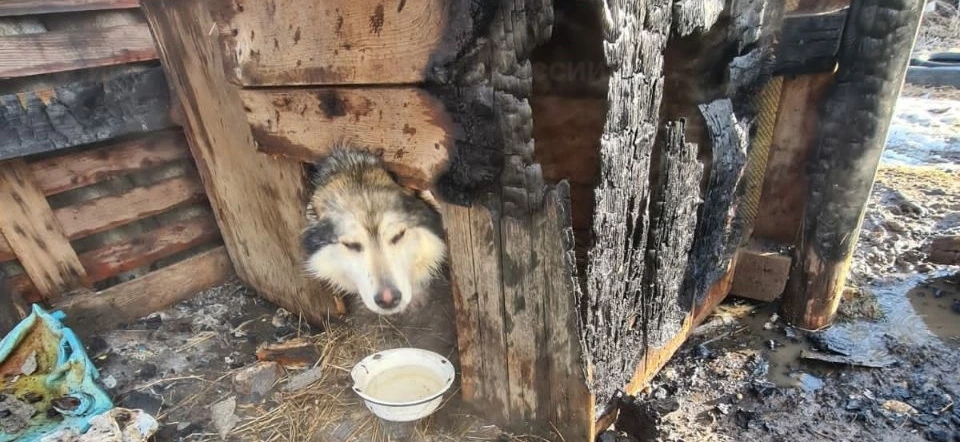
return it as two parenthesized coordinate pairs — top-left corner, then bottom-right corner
(301, 218), (337, 257)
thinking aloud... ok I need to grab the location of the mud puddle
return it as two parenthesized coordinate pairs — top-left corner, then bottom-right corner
(907, 272), (960, 346)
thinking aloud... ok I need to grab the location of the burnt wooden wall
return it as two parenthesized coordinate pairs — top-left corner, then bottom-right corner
(0, 1), (231, 335)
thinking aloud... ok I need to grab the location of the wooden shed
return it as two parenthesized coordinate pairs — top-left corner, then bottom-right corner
(0, 0), (925, 440)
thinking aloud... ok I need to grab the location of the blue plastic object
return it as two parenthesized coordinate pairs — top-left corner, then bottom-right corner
(0, 305), (113, 442)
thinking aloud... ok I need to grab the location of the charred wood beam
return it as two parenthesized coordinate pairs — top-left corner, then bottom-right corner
(781, 0), (924, 330)
(581, 0), (673, 406)
(681, 99), (748, 306)
(0, 67), (175, 161)
(672, 0), (725, 36)
(643, 120), (703, 348)
(775, 8), (849, 75)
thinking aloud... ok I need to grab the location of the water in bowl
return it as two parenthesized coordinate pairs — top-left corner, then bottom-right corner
(364, 365), (443, 403)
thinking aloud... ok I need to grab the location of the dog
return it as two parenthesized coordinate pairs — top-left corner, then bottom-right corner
(301, 145), (448, 317)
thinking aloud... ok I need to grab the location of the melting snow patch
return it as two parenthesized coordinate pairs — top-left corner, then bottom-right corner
(884, 97), (960, 169)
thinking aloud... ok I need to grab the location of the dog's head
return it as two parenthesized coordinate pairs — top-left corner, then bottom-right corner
(301, 148), (446, 315)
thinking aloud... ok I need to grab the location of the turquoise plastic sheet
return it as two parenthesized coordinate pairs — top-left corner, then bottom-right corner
(0, 305), (113, 442)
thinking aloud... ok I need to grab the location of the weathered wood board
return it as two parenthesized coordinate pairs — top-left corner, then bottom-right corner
(0, 0), (139, 17)
(0, 160), (89, 302)
(0, 24), (158, 79)
(142, 0), (343, 324)
(238, 87), (454, 190)
(212, 0), (472, 86)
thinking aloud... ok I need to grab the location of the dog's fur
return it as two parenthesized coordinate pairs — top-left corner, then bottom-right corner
(301, 146), (448, 317)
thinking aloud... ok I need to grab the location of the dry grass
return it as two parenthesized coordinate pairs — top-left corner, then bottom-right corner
(916, 1), (960, 53)
(228, 322), (553, 442)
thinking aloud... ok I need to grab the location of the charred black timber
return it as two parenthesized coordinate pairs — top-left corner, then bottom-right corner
(781, 0), (924, 330)
(643, 120), (703, 348)
(580, 0), (672, 405)
(672, 0), (725, 36)
(0, 67), (175, 161)
(775, 8), (849, 76)
(681, 99), (748, 307)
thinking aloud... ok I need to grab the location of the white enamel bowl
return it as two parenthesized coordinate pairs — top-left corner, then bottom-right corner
(350, 348), (455, 422)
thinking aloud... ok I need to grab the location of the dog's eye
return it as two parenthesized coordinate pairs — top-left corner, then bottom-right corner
(390, 230), (406, 244)
(342, 242), (363, 252)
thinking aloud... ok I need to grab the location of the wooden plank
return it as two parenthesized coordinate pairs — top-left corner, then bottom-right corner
(0, 24), (158, 79)
(55, 176), (205, 240)
(782, 0), (924, 330)
(0, 159), (88, 302)
(237, 87), (453, 190)
(730, 244), (792, 302)
(0, 67), (176, 161)
(752, 73), (835, 243)
(28, 129), (191, 196)
(141, 0), (342, 324)
(775, 8), (848, 75)
(56, 246), (233, 336)
(0, 0), (139, 17)
(78, 215), (220, 283)
(438, 204), (481, 404)
(212, 0), (468, 86)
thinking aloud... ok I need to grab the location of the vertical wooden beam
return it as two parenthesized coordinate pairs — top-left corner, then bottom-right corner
(140, 0), (341, 324)
(0, 268), (25, 335)
(0, 159), (88, 302)
(781, 0), (924, 329)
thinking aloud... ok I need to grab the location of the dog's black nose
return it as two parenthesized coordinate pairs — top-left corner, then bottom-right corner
(375, 287), (402, 309)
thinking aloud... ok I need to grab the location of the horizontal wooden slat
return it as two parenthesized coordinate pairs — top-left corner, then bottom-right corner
(213, 0), (466, 85)
(0, 67), (175, 161)
(56, 176), (205, 240)
(79, 214), (220, 283)
(0, 0), (139, 17)
(238, 87), (453, 190)
(56, 246), (233, 336)
(28, 130), (192, 196)
(0, 24), (158, 79)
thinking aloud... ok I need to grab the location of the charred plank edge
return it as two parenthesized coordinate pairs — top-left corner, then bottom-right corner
(0, 24), (158, 79)
(0, 67), (175, 161)
(0, 0), (140, 17)
(55, 246), (232, 337)
(781, 0), (924, 330)
(672, 0), (725, 37)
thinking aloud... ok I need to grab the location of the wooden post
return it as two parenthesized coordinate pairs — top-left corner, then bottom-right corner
(781, 0), (924, 330)
(141, 0), (343, 324)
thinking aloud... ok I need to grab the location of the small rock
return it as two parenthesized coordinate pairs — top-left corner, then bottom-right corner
(925, 429), (950, 442)
(885, 219), (907, 233)
(695, 344), (712, 359)
(211, 397), (239, 439)
(845, 399), (864, 411)
(716, 403), (732, 415)
(883, 399), (917, 415)
(102, 375), (118, 389)
(20, 351), (37, 376)
(284, 367), (324, 392)
(234, 362), (282, 398)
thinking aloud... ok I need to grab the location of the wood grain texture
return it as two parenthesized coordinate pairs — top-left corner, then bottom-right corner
(782, 0), (924, 330)
(142, 0), (342, 323)
(212, 0), (466, 85)
(27, 129), (191, 196)
(0, 67), (175, 161)
(238, 87), (453, 190)
(56, 246), (232, 336)
(752, 73), (835, 243)
(0, 160), (88, 301)
(0, 0), (139, 17)
(56, 176), (205, 240)
(78, 214), (220, 283)
(0, 24), (157, 79)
